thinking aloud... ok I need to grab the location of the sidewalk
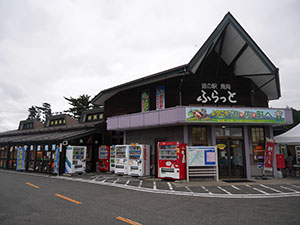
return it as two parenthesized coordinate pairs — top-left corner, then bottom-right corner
(69, 171), (300, 187)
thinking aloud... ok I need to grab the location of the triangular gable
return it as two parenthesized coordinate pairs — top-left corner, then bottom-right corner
(188, 12), (280, 100)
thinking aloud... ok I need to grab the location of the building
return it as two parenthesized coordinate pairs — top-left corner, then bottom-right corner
(92, 12), (293, 179)
(0, 108), (105, 174)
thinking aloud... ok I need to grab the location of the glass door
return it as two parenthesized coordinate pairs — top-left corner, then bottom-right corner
(217, 139), (244, 178)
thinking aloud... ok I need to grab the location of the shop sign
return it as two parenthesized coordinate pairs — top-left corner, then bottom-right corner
(16, 147), (25, 171)
(186, 107), (286, 124)
(156, 86), (165, 110)
(197, 83), (237, 104)
(264, 138), (275, 171)
(141, 90), (149, 112)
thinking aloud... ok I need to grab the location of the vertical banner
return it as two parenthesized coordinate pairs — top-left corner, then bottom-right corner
(54, 146), (60, 174)
(156, 86), (165, 110)
(141, 90), (149, 112)
(16, 147), (25, 171)
(264, 138), (275, 171)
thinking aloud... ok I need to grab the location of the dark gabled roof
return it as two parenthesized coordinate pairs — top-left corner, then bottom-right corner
(92, 65), (187, 105)
(189, 12), (280, 100)
(92, 12), (281, 105)
(0, 121), (105, 144)
(80, 107), (104, 123)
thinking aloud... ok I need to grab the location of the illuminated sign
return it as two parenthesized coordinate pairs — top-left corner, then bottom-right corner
(186, 107), (286, 124)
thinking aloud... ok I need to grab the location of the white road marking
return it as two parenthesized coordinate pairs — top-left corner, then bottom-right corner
(259, 184), (282, 193)
(138, 181), (143, 188)
(280, 185), (298, 192)
(153, 181), (157, 190)
(3, 170), (300, 199)
(287, 184), (300, 189)
(93, 175), (102, 181)
(217, 186), (232, 195)
(201, 186), (212, 194)
(167, 182), (174, 191)
(245, 184), (269, 195)
(231, 185), (240, 190)
(125, 180), (130, 186)
(102, 178), (108, 183)
(185, 186), (194, 194)
(113, 178), (119, 184)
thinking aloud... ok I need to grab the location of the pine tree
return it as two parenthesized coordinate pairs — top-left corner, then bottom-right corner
(64, 94), (94, 120)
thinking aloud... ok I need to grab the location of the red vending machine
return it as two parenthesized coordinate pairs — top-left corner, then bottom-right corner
(98, 146), (110, 172)
(158, 142), (187, 180)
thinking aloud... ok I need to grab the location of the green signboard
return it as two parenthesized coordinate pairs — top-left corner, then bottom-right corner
(186, 107), (286, 124)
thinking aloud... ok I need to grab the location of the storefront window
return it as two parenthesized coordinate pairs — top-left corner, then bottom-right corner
(251, 127), (265, 162)
(192, 127), (207, 146)
(216, 127), (243, 137)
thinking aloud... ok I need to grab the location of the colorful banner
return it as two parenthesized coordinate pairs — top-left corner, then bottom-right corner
(156, 86), (165, 110)
(141, 90), (149, 112)
(16, 147), (25, 171)
(186, 107), (286, 124)
(54, 146), (60, 174)
(264, 138), (275, 171)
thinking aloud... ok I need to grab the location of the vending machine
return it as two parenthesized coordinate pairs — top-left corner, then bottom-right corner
(158, 142), (187, 180)
(65, 146), (87, 174)
(110, 146), (116, 172)
(114, 145), (128, 175)
(98, 145), (110, 172)
(127, 144), (150, 176)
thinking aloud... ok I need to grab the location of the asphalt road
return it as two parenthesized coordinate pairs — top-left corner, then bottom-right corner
(1, 170), (300, 225)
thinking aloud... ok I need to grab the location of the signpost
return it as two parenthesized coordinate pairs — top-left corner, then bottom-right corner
(186, 146), (218, 182)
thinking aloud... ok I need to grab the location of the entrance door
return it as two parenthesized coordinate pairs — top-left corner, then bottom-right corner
(217, 139), (244, 178)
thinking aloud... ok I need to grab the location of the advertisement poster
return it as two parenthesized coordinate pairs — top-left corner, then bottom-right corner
(54, 147), (60, 174)
(156, 86), (165, 110)
(141, 90), (149, 112)
(264, 138), (275, 171)
(16, 147), (25, 171)
(186, 107), (286, 124)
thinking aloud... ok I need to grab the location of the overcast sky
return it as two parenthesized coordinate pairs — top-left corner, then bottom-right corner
(0, 0), (299, 132)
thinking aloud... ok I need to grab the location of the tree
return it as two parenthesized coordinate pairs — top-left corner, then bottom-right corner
(36, 103), (52, 122)
(64, 94), (94, 120)
(27, 103), (52, 122)
(27, 106), (40, 120)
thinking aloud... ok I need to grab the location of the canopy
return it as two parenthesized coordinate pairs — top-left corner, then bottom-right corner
(274, 123), (300, 145)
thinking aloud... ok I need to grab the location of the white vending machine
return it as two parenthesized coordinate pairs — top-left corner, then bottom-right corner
(110, 145), (116, 172)
(127, 144), (150, 176)
(114, 145), (128, 175)
(65, 145), (87, 174)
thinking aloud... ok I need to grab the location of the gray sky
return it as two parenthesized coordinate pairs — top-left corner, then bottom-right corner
(0, 0), (299, 132)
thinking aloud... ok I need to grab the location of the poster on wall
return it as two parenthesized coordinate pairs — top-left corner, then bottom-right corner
(186, 107), (286, 124)
(141, 90), (150, 112)
(54, 146), (60, 174)
(16, 147), (25, 171)
(263, 138), (275, 172)
(156, 86), (165, 110)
